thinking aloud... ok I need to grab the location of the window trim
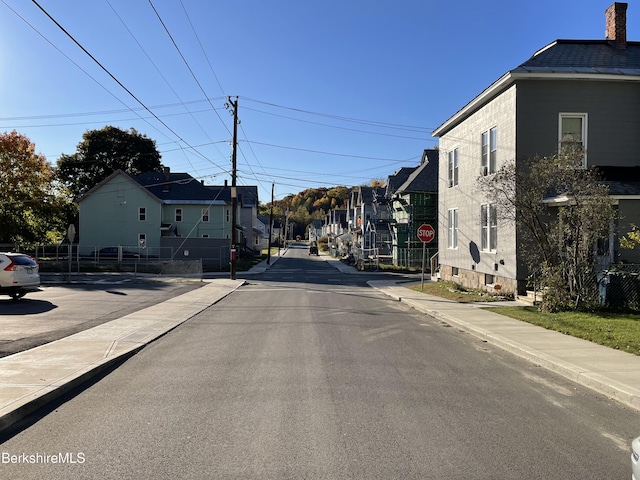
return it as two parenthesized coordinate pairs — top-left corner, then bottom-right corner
(481, 204), (497, 252)
(480, 127), (497, 175)
(448, 148), (459, 187)
(558, 113), (588, 167)
(448, 208), (458, 249)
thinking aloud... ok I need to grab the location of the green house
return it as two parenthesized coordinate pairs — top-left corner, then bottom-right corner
(78, 168), (258, 261)
(390, 150), (439, 268)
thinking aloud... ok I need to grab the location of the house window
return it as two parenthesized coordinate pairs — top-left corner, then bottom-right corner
(226, 209), (230, 222)
(481, 127), (497, 175)
(175, 208), (183, 222)
(559, 113), (587, 167)
(138, 233), (146, 248)
(202, 234), (209, 238)
(202, 208), (209, 222)
(448, 208), (458, 249)
(448, 149), (459, 187)
(452, 266), (459, 276)
(481, 204), (497, 251)
(485, 273), (495, 286)
(139, 207), (146, 222)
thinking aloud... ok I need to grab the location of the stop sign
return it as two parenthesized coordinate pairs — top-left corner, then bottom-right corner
(417, 224), (435, 243)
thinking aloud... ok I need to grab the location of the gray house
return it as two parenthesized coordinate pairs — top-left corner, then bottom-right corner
(78, 168), (258, 262)
(432, 2), (640, 295)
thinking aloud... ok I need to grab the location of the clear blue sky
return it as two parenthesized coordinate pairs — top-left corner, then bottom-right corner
(1, 1), (634, 203)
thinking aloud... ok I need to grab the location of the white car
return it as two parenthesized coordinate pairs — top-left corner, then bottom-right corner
(0, 252), (40, 300)
(633, 436), (640, 480)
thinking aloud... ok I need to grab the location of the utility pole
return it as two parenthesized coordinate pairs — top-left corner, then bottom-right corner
(227, 97), (239, 280)
(267, 182), (274, 265)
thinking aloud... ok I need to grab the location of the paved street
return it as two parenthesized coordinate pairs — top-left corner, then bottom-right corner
(0, 247), (637, 478)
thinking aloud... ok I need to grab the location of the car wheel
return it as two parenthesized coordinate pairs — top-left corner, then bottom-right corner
(10, 290), (25, 301)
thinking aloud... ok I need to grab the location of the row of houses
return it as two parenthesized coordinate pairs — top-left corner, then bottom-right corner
(316, 149), (439, 269)
(320, 2), (640, 297)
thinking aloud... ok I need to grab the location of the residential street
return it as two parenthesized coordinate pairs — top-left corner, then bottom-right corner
(0, 246), (636, 479)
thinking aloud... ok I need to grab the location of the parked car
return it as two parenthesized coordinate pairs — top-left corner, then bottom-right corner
(632, 436), (640, 480)
(89, 247), (140, 259)
(0, 252), (40, 300)
(309, 242), (319, 255)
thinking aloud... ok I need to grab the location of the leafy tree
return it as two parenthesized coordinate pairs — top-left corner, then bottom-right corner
(57, 126), (163, 197)
(620, 225), (640, 250)
(476, 151), (614, 312)
(0, 131), (73, 244)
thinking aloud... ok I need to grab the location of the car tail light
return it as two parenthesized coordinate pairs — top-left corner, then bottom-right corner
(3, 258), (16, 271)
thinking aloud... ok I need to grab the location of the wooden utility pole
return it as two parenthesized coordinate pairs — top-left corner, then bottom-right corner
(228, 97), (239, 280)
(267, 182), (274, 265)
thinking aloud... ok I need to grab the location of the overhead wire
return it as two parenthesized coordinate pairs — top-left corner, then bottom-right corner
(106, 0), (227, 176)
(11, 2), (435, 197)
(0, 0), (172, 145)
(148, 1), (271, 197)
(30, 0), (230, 176)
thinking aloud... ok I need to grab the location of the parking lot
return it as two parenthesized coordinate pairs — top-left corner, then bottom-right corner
(0, 280), (203, 358)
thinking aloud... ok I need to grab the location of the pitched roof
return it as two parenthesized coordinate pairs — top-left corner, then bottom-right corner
(598, 166), (640, 196)
(434, 39), (640, 137)
(132, 171), (258, 206)
(133, 171), (216, 201)
(514, 40), (640, 75)
(386, 167), (418, 196)
(396, 150), (439, 194)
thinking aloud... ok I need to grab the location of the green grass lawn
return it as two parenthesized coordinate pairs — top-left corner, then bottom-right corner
(408, 282), (640, 356)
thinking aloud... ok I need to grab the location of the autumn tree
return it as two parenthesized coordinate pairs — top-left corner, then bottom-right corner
(476, 151), (614, 311)
(0, 131), (73, 244)
(57, 126), (163, 197)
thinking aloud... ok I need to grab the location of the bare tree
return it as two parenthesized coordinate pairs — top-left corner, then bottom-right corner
(476, 151), (614, 311)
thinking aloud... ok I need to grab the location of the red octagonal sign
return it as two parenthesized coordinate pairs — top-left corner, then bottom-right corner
(417, 224), (435, 243)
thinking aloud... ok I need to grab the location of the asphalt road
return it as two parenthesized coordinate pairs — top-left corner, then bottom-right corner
(0, 247), (636, 479)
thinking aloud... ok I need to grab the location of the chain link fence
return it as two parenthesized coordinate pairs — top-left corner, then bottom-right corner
(600, 264), (640, 311)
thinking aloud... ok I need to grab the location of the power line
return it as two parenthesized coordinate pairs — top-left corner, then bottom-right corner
(242, 96), (433, 133)
(30, 0), (230, 176)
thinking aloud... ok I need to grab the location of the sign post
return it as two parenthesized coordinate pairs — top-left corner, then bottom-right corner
(417, 224), (435, 289)
(67, 224), (76, 283)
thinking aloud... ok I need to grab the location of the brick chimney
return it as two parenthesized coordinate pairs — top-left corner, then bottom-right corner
(162, 166), (170, 192)
(605, 2), (627, 49)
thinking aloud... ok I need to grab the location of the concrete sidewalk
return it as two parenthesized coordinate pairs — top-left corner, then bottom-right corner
(367, 279), (640, 413)
(0, 279), (245, 434)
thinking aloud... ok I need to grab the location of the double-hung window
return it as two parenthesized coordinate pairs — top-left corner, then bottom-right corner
(202, 208), (209, 222)
(139, 207), (146, 222)
(448, 208), (458, 249)
(448, 148), (459, 187)
(481, 204), (497, 251)
(481, 127), (497, 175)
(175, 208), (183, 222)
(559, 113), (587, 167)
